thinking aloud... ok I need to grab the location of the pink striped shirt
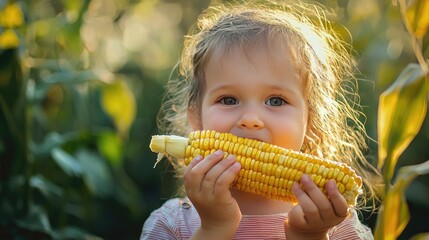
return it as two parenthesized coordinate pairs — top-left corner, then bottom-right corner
(141, 198), (373, 239)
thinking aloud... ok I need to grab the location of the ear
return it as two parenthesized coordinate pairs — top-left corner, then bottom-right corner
(188, 106), (202, 130)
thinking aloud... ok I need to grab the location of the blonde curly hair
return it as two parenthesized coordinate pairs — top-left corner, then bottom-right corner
(157, 0), (382, 209)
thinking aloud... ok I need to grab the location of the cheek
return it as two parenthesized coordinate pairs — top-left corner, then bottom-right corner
(271, 115), (307, 151)
(201, 108), (235, 132)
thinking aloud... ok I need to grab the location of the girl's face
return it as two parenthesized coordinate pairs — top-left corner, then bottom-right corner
(190, 41), (308, 151)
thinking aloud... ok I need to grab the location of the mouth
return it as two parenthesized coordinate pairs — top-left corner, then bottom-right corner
(232, 132), (267, 143)
(247, 136), (264, 142)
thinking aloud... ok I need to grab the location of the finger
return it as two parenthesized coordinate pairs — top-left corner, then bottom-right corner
(185, 155), (204, 175)
(201, 154), (238, 194)
(212, 157), (241, 197)
(300, 174), (335, 221)
(189, 150), (225, 192)
(295, 174), (327, 222)
(292, 180), (319, 224)
(192, 150), (225, 174)
(326, 179), (349, 218)
(184, 155), (203, 194)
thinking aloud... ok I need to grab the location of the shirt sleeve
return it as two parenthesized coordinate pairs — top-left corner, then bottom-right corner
(140, 199), (182, 240)
(328, 209), (374, 240)
(141, 199), (374, 240)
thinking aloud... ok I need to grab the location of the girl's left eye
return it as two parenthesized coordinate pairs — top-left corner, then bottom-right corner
(266, 97), (287, 106)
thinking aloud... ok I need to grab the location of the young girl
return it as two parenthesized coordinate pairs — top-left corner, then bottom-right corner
(141, 0), (381, 239)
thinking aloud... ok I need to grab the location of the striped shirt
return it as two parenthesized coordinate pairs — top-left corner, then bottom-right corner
(141, 198), (373, 240)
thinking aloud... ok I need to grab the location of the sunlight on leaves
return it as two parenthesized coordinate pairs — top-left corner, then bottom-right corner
(30, 175), (63, 200)
(16, 205), (52, 234)
(377, 63), (428, 181)
(101, 79), (136, 139)
(0, 29), (20, 49)
(375, 160), (429, 240)
(32, 18), (60, 38)
(63, 0), (85, 23)
(51, 148), (83, 177)
(76, 149), (114, 197)
(406, 0), (429, 38)
(0, 3), (24, 28)
(97, 131), (123, 167)
(31, 132), (66, 158)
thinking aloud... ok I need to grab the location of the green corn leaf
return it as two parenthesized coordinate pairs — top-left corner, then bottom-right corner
(30, 174), (63, 200)
(51, 147), (83, 177)
(76, 148), (114, 197)
(97, 130), (123, 167)
(101, 79), (136, 139)
(375, 160), (429, 240)
(406, 0), (429, 38)
(31, 132), (65, 158)
(0, 3), (24, 28)
(16, 205), (53, 235)
(377, 63), (428, 182)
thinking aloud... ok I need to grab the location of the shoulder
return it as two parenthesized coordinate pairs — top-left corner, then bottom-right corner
(328, 209), (374, 240)
(141, 198), (200, 240)
(152, 197), (186, 214)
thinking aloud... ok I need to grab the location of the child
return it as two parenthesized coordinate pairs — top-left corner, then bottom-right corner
(141, 0), (381, 239)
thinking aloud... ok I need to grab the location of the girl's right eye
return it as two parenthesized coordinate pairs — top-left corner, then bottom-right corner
(218, 96), (238, 105)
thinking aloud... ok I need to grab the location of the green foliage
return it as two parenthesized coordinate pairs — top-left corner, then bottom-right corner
(377, 63), (427, 182)
(375, 160), (429, 239)
(1, 0), (429, 239)
(0, 0), (160, 239)
(374, 0), (429, 239)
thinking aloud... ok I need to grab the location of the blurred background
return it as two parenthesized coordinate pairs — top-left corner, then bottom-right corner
(0, 0), (428, 239)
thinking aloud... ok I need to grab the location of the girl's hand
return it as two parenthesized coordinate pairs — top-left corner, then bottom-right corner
(285, 174), (349, 240)
(185, 150), (242, 239)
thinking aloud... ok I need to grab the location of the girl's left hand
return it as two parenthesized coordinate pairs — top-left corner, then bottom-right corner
(284, 174), (349, 240)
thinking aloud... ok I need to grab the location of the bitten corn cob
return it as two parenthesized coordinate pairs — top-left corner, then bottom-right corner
(150, 130), (362, 206)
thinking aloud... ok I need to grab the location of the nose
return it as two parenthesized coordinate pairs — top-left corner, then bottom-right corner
(237, 109), (264, 129)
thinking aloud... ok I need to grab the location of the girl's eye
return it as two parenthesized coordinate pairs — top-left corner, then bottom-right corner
(219, 96), (238, 105)
(266, 97), (286, 106)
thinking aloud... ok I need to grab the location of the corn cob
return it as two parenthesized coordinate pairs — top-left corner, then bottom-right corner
(150, 130), (362, 206)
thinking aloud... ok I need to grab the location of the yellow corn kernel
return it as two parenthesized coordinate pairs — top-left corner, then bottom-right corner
(149, 130), (363, 206)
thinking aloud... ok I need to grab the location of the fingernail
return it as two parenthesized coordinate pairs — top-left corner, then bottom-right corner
(301, 174), (310, 182)
(189, 156), (202, 165)
(292, 182), (302, 193)
(233, 162), (241, 168)
(327, 179), (336, 188)
(214, 149), (223, 156)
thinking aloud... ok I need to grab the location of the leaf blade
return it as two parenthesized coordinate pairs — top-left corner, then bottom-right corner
(101, 79), (136, 139)
(377, 63), (428, 181)
(375, 160), (429, 239)
(406, 0), (429, 38)
(51, 147), (83, 177)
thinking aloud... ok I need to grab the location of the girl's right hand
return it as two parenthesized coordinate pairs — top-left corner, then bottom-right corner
(184, 150), (242, 239)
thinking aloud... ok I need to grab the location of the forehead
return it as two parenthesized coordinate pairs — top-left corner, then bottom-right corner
(199, 27), (306, 78)
(205, 36), (302, 83)
(213, 37), (280, 65)
(203, 39), (304, 99)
